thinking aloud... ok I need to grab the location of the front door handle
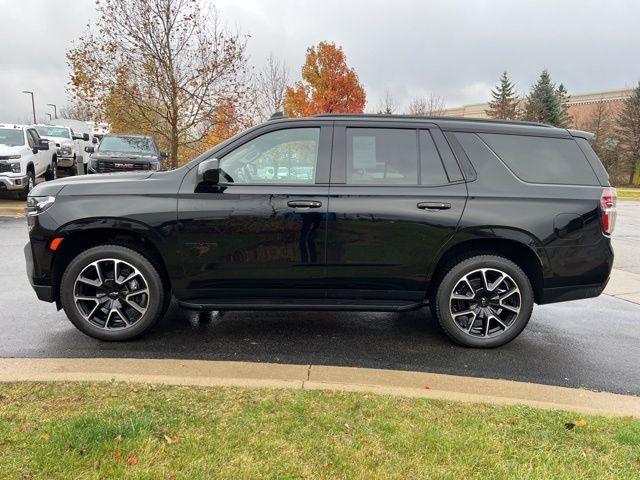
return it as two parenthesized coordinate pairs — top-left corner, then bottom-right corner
(287, 200), (322, 209)
(417, 202), (451, 210)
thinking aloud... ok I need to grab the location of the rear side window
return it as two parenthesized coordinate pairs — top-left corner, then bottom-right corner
(479, 133), (599, 186)
(346, 128), (417, 184)
(420, 130), (449, 185)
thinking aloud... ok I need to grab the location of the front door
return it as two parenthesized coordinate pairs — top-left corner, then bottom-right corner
(325, 122), (467, 302)
(176, 122), (332, 301)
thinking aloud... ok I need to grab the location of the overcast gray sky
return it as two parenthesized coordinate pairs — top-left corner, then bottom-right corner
(1, 0), (639, 122)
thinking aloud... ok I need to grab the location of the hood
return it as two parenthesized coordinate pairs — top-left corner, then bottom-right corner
(30, 171), (155, 197)
(0, 145), (26, 156)
(41, 135), (71, 144)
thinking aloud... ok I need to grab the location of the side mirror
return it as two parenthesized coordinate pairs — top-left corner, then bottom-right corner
(92, 137), (98, 144)
(85, 146), (95, 154)
(37, 140), (49, 151)
(83, 133), (90, 141)
(160, 151), (168, 158)
(72, 134), (82, 140)
(197, 158), (220, 185)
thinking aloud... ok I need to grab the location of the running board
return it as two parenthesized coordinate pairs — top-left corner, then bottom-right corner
(178, 298), (426, 312)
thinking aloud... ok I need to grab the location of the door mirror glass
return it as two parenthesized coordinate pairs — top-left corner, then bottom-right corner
(83, 133), (90, 141)
(197, 158), (220, 185)
(37, 139), (49, 151)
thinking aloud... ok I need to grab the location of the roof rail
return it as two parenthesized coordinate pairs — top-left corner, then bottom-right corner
(312, 113), (552, 128)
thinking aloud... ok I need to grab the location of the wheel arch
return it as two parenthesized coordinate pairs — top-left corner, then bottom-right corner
(51, 221), (171, 306)
(428, 233), (546, 304)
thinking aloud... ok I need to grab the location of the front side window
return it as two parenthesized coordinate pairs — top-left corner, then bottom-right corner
(220, 128), (319, 184)
(27, 130), (39, 148)
(0, 128), (24, 147)
(346, 128), (418, 185)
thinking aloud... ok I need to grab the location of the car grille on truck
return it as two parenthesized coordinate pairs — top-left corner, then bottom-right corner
(0, 163), (12, 173)
(96, 161), (151, 173)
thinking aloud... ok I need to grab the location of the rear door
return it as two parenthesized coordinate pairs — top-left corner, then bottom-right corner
(176, 121), (332, 302)
(325, 121), (467, 302)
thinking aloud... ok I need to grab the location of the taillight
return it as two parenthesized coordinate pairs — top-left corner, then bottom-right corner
(599, 187), (617, 235)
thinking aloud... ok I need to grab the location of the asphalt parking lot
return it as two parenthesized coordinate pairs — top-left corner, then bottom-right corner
(1, 203), (639, 396)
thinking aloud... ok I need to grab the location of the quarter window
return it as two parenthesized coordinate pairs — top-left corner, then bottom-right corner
(219, 128), (319, 184)
(479, 133), (599, 186)
(346, 128), (418, 185)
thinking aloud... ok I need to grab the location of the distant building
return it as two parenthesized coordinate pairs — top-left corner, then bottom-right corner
(441, 88), (633, 129)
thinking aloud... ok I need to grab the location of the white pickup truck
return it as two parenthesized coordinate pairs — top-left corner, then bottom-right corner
(0, 124), (56, 199)
(33, 124), (92, 176)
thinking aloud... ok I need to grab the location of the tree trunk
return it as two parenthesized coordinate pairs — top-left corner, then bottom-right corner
(631, 156), (640, 187)
(170, 121), (179, 170)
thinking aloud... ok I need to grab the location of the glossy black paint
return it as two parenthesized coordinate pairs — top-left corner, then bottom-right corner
(24, 115), (613, 312)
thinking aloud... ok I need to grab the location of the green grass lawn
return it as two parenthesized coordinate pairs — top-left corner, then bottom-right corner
(0, 383), (638, 479)
(617, 188), (640, 200)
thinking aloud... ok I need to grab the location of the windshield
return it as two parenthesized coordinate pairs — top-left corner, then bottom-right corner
(35, 126), (70, 139)
(98, 136), (155, 154)
(0, 128), (24, 147)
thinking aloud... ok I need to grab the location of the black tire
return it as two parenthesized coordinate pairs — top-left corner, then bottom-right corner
(433, 254), (534, 348)
(44, 159), (57, 181)
(60, 245), (167, 341)
(18, 170), (35, 200)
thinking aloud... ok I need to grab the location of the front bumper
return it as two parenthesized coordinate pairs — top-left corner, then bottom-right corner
(0, 174), (29, 191)
(24, 242), (55, 302)
(56, 156), (75, 168)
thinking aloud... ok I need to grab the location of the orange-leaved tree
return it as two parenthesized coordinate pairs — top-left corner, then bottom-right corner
(284, 42), (366, 117)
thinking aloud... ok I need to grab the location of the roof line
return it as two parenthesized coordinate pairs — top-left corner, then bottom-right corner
(312, 113), (552, 128)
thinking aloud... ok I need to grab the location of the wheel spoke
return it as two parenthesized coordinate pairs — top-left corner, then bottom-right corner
(499, 288), (519, 301)
(452, 309), (475, 318)
(486, 272), (505, 292)
(498, 303), (520, 314)
(452, 292), (474, 301)
(123, 297), (145, 314)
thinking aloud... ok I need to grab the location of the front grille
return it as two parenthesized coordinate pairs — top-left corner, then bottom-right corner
(96, 161), (150, 173)
(0, 163), (12, 173)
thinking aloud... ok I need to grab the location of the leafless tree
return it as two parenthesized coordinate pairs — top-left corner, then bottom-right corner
(377, 89), (398, 114)
(255, 53), (289, 121)
(67, 0), (252, 168)
(407, 94), (447, 116)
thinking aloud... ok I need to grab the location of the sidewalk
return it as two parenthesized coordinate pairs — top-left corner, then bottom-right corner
(0, 358), (639, 417)
(605, 268), (640, 304)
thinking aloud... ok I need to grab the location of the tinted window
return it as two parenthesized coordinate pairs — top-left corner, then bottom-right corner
(479, 133), (599, 185)
(27, 130), (39, 148)
(346, 128), (417, 185)
(420, 130), (448, 185)
(220, 128), (319, 184)
(575, 137), (609, 184)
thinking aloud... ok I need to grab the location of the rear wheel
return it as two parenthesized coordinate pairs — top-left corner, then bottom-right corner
(60, 245), (166, 341)
(44, 158), (57, 181)
(433, 254), (533, 348)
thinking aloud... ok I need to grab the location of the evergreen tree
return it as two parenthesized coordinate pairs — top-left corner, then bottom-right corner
(486, 71), (520, 119)
(523, 69), (564, 126)
(556, 83), (572, 127)
(617, 81), (640, 186)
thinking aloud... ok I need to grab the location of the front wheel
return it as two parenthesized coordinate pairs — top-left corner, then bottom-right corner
(44, 159), (57, 181)
(433, 254), (534, 348)
(18, 170), (35, 200)
(60, 245), (167, 341)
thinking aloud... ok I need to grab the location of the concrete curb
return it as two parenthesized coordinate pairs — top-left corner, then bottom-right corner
(1, 358), (638, 418)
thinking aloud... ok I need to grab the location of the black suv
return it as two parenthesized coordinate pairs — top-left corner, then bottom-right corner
(24, 115), (615, 347)
(86, 134), (166, 173)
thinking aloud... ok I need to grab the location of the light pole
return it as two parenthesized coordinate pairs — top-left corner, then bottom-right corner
(22, 91), (36, 124)
(47, 103), (57, 119)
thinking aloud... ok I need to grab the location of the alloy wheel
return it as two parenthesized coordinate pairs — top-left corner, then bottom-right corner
(73, 258), (150, 330)
(449, 268), (521, 338)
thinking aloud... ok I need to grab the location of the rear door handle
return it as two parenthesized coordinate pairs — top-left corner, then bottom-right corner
(287, 200), (322, 209)
(417, 202), (451, 210)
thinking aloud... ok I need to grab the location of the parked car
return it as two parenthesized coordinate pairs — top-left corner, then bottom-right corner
(24, 114), (615, 346)
(51, 119), (95, 174)
(0, 124), (55, 199)
(33, 124), (89, 176)
(86, 134), (166, 173)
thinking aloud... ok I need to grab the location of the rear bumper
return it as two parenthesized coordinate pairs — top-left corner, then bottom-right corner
(538, 279), (609, 305)
(0, 174), (28, 191)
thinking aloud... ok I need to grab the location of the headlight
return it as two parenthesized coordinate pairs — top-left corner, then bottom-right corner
(5, 155), (21, 159)
(59, 145), (72, 155)
(10, 162), (20, 173)
(26, 196), (56, 216)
